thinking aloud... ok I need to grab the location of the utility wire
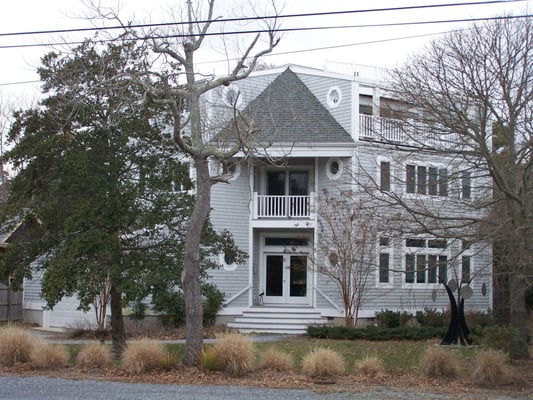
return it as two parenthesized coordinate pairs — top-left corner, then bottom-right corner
(0, 13), (530, 50)
(0, 0), (525, 38)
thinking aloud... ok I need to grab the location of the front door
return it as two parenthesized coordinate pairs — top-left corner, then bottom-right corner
(264, 253), (309, 304)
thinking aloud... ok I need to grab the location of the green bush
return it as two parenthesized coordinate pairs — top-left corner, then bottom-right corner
(415, 308), (447, 328)
(375, 310), (412, 328)
(479, 325), (529, 360)
(202, 283), (225, 326)
(307, 325), (446, 341)
(152, 283), (224, 327)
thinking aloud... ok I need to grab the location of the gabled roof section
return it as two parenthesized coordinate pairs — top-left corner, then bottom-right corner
(227, 68), (354, 146)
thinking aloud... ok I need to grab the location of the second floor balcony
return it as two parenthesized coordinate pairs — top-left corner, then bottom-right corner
(252, 193), (316, 226)
(359, 114), (461, 149)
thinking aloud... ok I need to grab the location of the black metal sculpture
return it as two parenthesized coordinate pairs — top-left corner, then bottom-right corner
(441, 280), (472, 346)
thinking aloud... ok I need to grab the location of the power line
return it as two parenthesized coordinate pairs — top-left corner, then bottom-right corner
(0, 13), (530, 51)
(0, 0), (526, 38)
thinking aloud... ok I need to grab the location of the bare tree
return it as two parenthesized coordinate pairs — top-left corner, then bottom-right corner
(91, 0), (280, 366)
(361, 16), (532, 357)
(314, 189), (381, 327)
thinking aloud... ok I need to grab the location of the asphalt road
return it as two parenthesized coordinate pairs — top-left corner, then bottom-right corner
(0, 376), (529, 400)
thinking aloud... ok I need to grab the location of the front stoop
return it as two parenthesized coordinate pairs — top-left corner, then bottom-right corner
(227, 307), (326, 334)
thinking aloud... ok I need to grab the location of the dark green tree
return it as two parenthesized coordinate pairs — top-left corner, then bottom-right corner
(0, 39), (200, 357)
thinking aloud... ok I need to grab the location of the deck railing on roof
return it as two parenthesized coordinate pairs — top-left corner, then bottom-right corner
(359, 114), (461, 148)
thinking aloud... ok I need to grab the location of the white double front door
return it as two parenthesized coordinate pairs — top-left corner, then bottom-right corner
(263, 253), (309, 304)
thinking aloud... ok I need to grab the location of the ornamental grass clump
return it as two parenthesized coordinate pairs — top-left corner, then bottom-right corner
(199, 346), (218, 372)
(213, 332), (254, 376)
(0, 325), (34, 366)
(76, 342), (113, 369)
(29, 339), (69, 370)
(122, 338), (167, 374)
(354, 355), (384, 376)
(472, 350), (510, 385)
(259, 347), (294, 371)
(419, 346), (459, 379)
(301, 347), (345, 378)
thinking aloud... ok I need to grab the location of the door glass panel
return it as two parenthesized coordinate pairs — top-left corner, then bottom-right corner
(267, 171), (285, 195)
(266, 255), (284, 296)
(289, 255), (307, 297)
(289, 171), (308, 195)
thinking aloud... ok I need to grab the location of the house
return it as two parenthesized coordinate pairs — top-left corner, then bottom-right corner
(204, 63), (493, 333)
(13, 62), (493, 332)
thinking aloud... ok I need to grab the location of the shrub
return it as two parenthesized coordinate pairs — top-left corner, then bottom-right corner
(199, 346), (218, 372)
(152, 284), (224, 327)
(202, 283), (225, 326)
(301, 347), (345, 378)
(480, 325), (529, 360)
(472, 350), (510, 385)
(415, 308), (447, 328)
(160, 351), (179, 371)
(122, 338), (167, 374)
(354, 356), (384, 376)
(0, 326), (34, 365)
(76, 342), (113, 369)
(307, 325), (445, 341)
(213, 333), (254, 376)
(259, 347), (294, 371)
(419, 346), (459, 379)
(29, 340), (69, 369)
(375, 310), (412, 328)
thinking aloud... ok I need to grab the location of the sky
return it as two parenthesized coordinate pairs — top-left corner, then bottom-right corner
(0, 0), (531, 105)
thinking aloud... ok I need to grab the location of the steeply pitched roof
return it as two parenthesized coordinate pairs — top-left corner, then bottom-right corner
(223, 68), (354, 146)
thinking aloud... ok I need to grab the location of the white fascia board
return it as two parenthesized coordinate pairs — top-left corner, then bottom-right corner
(236, 144), (355, 158)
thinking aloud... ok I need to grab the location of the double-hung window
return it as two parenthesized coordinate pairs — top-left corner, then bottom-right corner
(404, 238), (448, 285)
(406, 164), (448, 197)
(378, 237), (392, 286)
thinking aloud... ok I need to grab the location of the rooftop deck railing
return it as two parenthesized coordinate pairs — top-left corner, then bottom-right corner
(359, 114), (461, 148)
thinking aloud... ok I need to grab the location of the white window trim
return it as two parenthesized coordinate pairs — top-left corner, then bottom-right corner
(326, 158), (344, 181)
(460, 241), (475, 289)
(376, 238), (393, 288)
(403, 161), (449, 199)
(376, 156), (393, 192)
(222, 83), (243, 108)
(326, 86), (342, 108)
(220, 253), (238, 271)
(402, 237), (449, 289)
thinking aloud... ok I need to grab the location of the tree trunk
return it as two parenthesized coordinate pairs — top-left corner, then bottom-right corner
(182, 157), (212, 367)
(508, 273), (530, 359)
(109, 281), (127, 359)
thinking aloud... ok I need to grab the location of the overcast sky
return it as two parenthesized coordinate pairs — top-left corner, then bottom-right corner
(0, 0), (531, 104)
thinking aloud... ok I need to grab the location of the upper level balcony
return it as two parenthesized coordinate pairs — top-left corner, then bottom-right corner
(252, 193), (316, 228)
(359, 114), (461, 149)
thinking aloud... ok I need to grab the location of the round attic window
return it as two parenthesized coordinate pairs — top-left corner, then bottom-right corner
(326, 158), (344, 180)
(326, 86), (342, 108)
(223, 84), (242, 107)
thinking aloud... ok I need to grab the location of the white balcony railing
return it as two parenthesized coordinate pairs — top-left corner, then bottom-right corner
(253, 193), (314, 219)
(359, 114), (461, 148)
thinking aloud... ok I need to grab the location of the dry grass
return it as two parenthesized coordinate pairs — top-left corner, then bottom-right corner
(213, 332), (254, 376)
(122, 338), (167, 374)
(30, 339), (69, 370)
(259, 347), (294, 371)
(419, 346), (459, 379)
(76, 342), (113, 369)
(472, 350), (511, 385)
(301, 347), (345, 378)
(0, 325), (34, 366)
(354, 356), (384, 376)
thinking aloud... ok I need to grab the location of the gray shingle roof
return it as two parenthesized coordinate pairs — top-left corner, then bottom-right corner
(223, 68), (354, 145)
